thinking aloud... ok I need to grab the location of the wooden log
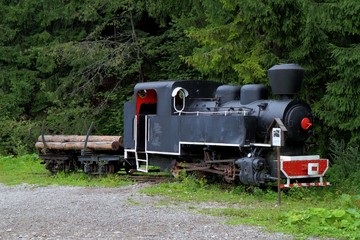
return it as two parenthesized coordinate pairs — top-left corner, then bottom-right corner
(37, 135), (123, 146)
(35, 141), (121, 151)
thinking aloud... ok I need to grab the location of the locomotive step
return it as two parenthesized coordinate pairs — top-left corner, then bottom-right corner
(135, 152), (149, 172)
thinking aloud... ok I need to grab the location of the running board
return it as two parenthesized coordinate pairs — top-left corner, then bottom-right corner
(135, 152), (148, 172)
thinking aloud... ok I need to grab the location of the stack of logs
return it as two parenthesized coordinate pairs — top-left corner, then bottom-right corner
(35, 135), (123, 151)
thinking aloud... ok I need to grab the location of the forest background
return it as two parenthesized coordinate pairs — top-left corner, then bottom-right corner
(1, 0), (360, 191)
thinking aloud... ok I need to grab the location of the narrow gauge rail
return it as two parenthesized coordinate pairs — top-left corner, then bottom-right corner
(123, 174), (174, 183)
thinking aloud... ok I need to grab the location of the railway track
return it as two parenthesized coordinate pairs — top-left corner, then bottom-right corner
(121, 174), (174, 183)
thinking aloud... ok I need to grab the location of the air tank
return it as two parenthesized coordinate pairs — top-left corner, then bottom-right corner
(268, 64), (304, 96)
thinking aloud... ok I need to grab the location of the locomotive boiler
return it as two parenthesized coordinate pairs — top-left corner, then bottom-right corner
(123, 64), (329, 187)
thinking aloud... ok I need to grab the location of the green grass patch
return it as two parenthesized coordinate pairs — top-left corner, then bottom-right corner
(141, 173), (360, 240)
(0, 154), (132, 187)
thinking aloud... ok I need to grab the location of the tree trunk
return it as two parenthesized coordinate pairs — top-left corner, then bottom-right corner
(35, 141), (121, 151)
(37, 135), (123, 146)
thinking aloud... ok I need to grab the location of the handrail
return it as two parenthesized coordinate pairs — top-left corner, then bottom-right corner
(175, 110), (250, 116)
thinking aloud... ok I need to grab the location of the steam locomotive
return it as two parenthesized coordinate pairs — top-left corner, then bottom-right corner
(38, 64), (329, 188)
(122, 63), (329, 187)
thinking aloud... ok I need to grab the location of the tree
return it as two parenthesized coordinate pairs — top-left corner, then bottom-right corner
(146, 0), (360, 150)
(0, 1), (147, 153)
(0, 0), (203, 154)
(1, 0), (360, 156)
(312, 1), (360, 144)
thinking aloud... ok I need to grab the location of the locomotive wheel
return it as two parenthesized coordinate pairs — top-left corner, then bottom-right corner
(224, 163), (236, 183)
(200, 172), (218, 183)
(170, 160), (182, 178)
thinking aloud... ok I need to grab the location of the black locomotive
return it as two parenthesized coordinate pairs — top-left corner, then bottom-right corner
(38, 64), (329, 188)
(123, 63), (329, 187)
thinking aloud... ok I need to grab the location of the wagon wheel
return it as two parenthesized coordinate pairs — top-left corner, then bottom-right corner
(107, 164), (115, 174)
(64, 159), (75, 172)
(91, 163), (98, 174)
(45, 160), (56, 174)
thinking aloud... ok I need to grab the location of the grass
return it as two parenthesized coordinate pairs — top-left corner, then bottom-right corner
(1, 154), (360, 239)
(0, 154), (132, 187)
(141, 174), (360, 240)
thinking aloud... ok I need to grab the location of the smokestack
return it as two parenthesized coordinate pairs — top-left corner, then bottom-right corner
(267, 64), (304, 96)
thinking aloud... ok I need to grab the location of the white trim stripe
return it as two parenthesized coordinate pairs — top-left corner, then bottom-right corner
(280, 182), (331, 188)
(280, 155), (320, 160)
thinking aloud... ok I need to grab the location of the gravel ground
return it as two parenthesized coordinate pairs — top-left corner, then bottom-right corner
(0, 183), (295, 240)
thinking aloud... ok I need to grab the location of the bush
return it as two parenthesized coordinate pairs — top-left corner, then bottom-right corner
(0, 118), (40, 155)
(327, 139), (360, 194)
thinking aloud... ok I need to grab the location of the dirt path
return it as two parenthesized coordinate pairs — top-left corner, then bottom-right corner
(0, 183), (292, 240)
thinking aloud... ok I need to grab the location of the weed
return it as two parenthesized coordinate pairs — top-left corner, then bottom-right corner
(127, 197), (141, 205)
(279, 207), (360, 239)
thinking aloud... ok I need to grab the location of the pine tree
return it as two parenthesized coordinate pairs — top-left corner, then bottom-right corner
(313, 1), (360, 144)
